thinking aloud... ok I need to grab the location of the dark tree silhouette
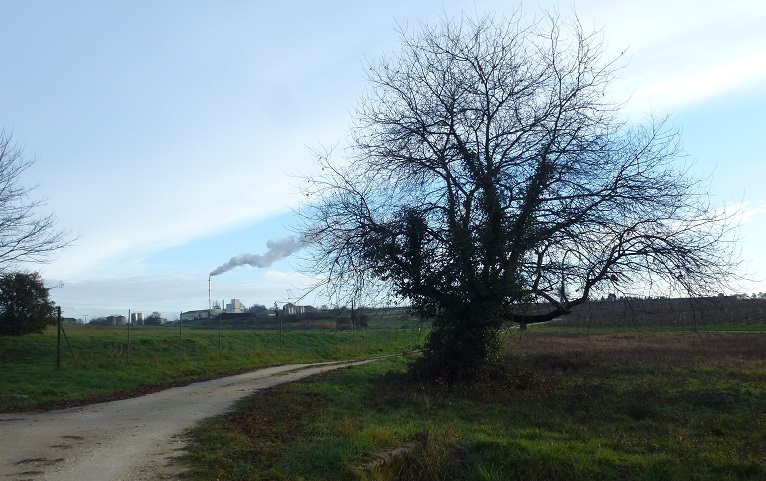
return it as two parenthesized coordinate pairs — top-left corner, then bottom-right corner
(145, 312), (163, 325)
(0, 272), (55, 336)
(298, 12), (739, 379)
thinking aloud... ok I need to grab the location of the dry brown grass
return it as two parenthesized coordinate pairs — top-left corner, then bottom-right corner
(505, 331), (766, 369)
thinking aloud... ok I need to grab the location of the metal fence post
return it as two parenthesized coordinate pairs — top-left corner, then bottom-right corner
(57, 306), (61, 368)
(179, 312), (183, 356)
(127, 309), (131, 365)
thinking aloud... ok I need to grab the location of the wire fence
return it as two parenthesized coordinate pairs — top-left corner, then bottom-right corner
(45, 306), (428, 368)
(540, 297), (766, 330)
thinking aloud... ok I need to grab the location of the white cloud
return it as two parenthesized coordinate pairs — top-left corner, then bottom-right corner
(12, 1), (766, 310)
(574, 0), (766, 114)
(737, 200), (766, 224)
(621, 46), (766, 113)
(49, 269), (319, 316)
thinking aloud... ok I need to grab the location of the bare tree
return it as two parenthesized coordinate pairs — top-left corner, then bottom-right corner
(0, 131), (72, 270)
(298, 12), (739, 379)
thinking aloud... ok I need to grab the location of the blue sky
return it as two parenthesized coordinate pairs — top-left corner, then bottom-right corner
(2, 1), (764, 319)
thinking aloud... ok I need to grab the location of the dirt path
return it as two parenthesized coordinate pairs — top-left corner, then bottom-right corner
(0, 360), (372, 480)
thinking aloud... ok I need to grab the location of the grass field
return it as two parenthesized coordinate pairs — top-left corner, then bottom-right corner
(0, 323), (423, 411)
(181, 328), (766, 480)
(530, 321), (766, 334)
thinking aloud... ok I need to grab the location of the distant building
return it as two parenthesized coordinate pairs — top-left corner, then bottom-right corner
(180, 308), (223, 321)
(282, 303), (317, 316)
(131, 312), (145, 325)
(225, 298), (242, 313)
(282, 303), (304, 315)
(105, 315), (128, 325)
(180, 298), (243, 321)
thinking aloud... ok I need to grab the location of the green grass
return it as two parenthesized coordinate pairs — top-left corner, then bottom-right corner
(181, 331), (766, 480)
(0, 324), (422, 411)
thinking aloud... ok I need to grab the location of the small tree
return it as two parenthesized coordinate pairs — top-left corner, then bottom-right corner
(0, 272), (56, 336)
(145, 311), (163, 325)
(299, 12), (739, 380)
(247, 303), (268, 314)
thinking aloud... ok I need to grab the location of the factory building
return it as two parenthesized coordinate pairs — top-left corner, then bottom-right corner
(225, 298), (242, 313)
(180, 308), (223, 321)
(282, 303), (306, 316)
(106, 315), (128, 326)
(180, 299), (241, 321)
(131, 312), (145, 325)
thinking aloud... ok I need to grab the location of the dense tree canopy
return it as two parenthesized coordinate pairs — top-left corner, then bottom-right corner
(298, 12), (738, 379)
(0, 272), (56, 336)
(145, 311), (164, 325)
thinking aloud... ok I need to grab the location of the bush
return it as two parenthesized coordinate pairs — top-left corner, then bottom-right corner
(0, 272), (55, 336)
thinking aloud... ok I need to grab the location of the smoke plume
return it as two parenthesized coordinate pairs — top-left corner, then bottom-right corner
(209, 236), (304, 276)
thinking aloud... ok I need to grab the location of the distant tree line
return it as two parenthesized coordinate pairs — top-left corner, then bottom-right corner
(544, 296), (766, 328)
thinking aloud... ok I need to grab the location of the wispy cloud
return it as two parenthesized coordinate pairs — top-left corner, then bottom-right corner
(594, 0), (766, 113)
(624, 49), (766, 112)
(737, 200), (766, 224)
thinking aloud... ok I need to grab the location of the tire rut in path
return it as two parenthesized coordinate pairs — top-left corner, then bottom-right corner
(0, 359), (373, 481)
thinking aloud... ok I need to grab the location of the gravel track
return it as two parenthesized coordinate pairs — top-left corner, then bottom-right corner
(0, 360), (371, 480)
